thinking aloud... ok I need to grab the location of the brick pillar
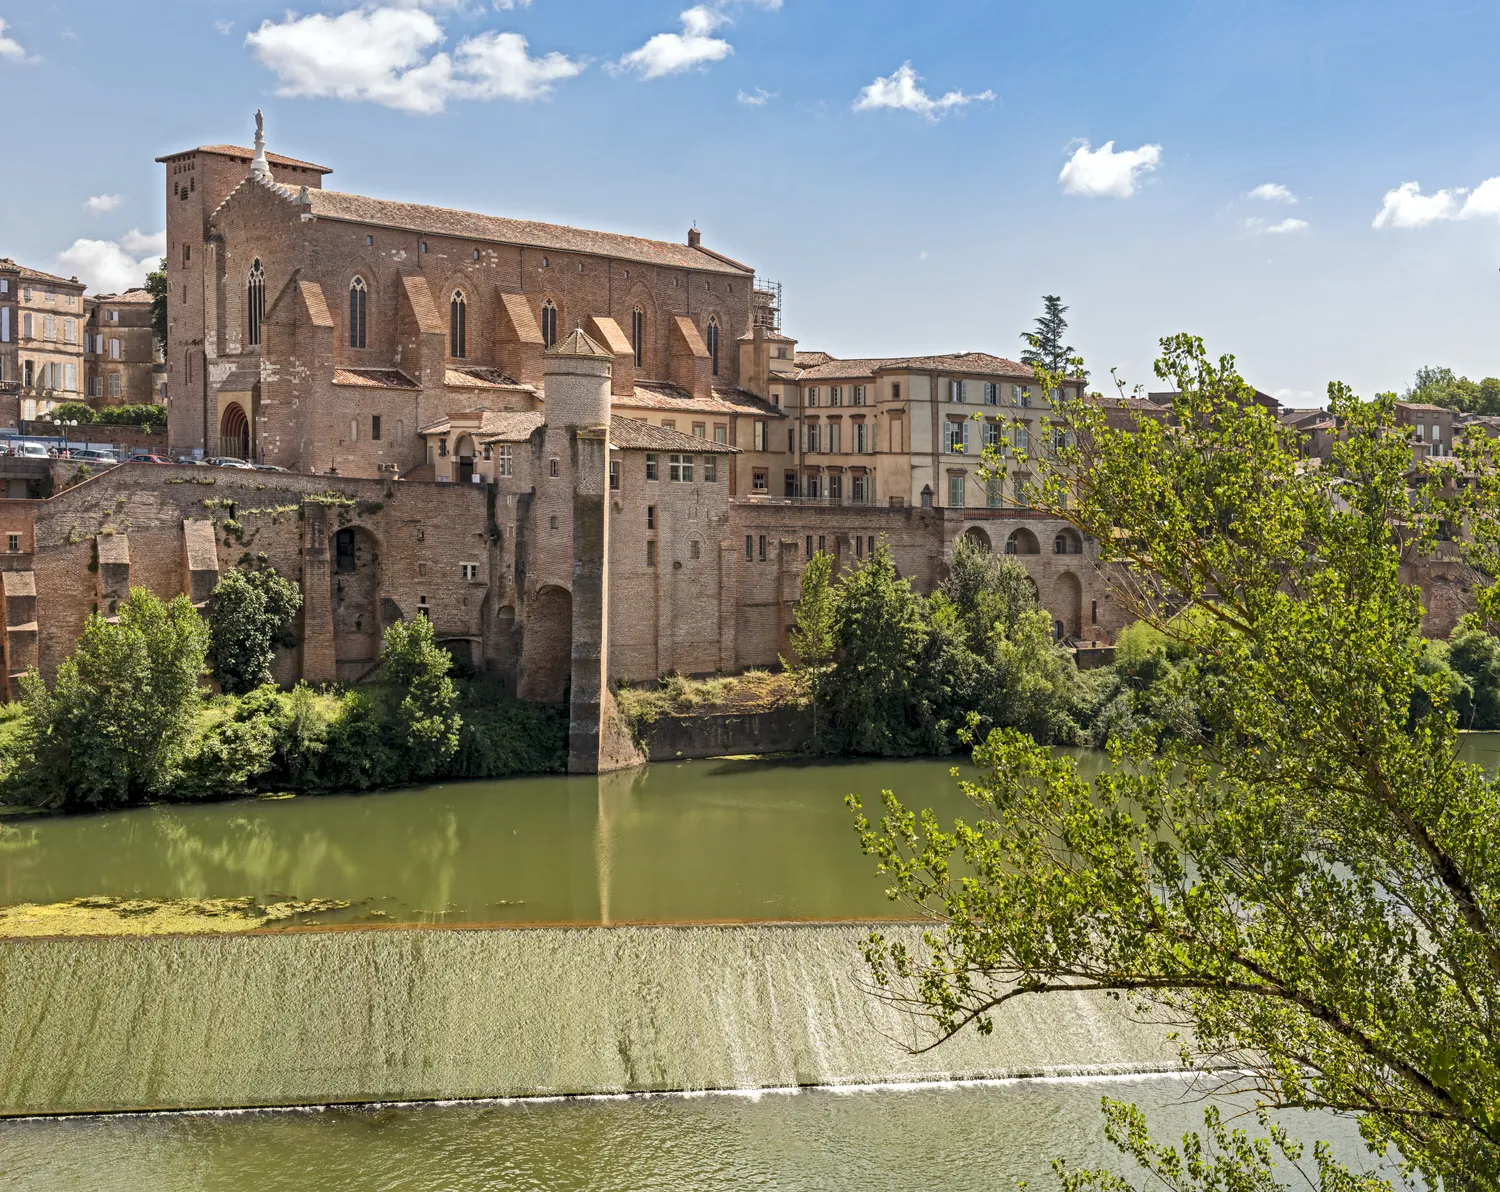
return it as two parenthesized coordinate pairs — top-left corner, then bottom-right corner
(568, 426), (609, 773)
(718, 538), (738, 673)
(300, 502), (337, 685)
(654, 505), (675, 679)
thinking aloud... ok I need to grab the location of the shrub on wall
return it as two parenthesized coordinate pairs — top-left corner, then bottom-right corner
(5, 589), (209, 809)
(207, 567), (303, 695)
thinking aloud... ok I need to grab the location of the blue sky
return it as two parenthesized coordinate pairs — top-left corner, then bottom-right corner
(3, 0), (1499, 402)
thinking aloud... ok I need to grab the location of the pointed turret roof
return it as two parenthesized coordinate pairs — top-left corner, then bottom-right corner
(546, 328), (612, 358)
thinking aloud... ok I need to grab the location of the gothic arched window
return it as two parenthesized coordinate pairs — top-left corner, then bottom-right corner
(706, 316), (720, 377)
(450, 290), (467, 358)
(541, 300), (557, 349)
(349, 277), (367, 349)
(247, 259), (266, 347)
(631, 308), (644, 368)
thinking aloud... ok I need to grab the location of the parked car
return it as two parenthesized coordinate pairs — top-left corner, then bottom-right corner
(128, 453), (170, 464)
(14, 443), (51, 459)
(207, 457), (255, 469)
(71, 449), (118, 464)
(253, 463), (288, 472)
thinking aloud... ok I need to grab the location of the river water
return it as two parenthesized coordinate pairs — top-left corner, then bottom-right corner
(1, 742), (1469, 1184)
(0, 754), (1033, 925)
(1, 1076), (1397, 1191)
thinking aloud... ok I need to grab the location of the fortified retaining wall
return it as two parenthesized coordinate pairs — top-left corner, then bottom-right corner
(0, 923), (1178, 1115)
(641, 706), (811, 760)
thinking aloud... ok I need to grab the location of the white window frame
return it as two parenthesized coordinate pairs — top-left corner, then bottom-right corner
(669, 453), (694, 482)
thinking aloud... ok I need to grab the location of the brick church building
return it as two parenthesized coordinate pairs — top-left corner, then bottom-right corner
(0, 119), (1123, 771)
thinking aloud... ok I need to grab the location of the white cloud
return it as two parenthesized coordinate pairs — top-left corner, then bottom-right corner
(1248, 182), (1296, 203)
(119, 229), (166, 256)
(54, 230), (165, 294)
(0, 18), (29, 61)
(215, 19), (234, 36)
(455, 31), (584, 99)
(612, 6), (732, 79)
(85, 194), (124, 214)
(1460, 176), (1500, 222)
(852, 63), (993, 120)
(1372, 180), (1466, 229)
(1243, 216), (1309, 235)
(1058, 140), (1162, 199)
(246, 6), (581, 113)
(737, 86), (774, 105)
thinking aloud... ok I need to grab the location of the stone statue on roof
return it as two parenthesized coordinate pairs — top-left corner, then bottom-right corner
(251, 109), (272, 180)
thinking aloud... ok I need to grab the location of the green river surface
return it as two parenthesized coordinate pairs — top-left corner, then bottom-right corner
(1, 742), (1469, 1186)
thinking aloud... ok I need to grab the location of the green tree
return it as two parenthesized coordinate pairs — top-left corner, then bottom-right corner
(97, 404), (167, 432)
(381, 616), (461, 779)
(1403, 364), (1500, 414)
(145, 257), (168, 350)
(1020, 294), (1077, 377)
(7, 588), (208, 808)
(821, 544), (940, 755)
(786, 550), (836, 745)
(931, 535), (1088, 744)
(851, 335), (1500, 1189)
(208, 567), (303, 695)
(51, 402), (97, 424)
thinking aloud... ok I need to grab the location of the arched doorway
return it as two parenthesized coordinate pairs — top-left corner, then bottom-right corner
(521, 585), (572, 703)
(331, 526), (381, 679)
(961, 526), (992, 552)
(1053, 571), (1083, 639)
(1005, 527), (1040, 556)
(219, 402), (250, 459)
(454, 434), (476, 484)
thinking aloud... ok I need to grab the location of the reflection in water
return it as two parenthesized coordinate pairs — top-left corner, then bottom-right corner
(0, 1077), (1396, 1192)
(1, 735), (1495, 929)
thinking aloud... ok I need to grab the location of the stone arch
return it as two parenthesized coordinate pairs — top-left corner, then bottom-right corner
(331, 525), (383, 679)
(1053, 528), (1083, 555)
(522, 584), (572, 703)
(1053, 571), (1084, 639)
(960, 525), (992, 552)
(1005, 527), (1040, 556)
(454, 433), (477, 483)
(219, 401), (250, 459)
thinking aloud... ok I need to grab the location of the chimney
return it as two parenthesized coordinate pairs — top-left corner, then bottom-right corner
(687, 226), (701, 249)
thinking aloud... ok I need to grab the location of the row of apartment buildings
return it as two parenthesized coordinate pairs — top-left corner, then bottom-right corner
(0, 258), (164, 422)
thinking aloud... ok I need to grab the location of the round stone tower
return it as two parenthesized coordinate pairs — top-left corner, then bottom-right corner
(542, 328), (613, 428)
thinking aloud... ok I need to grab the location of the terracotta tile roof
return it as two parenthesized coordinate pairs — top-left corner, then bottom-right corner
(613, 381), (784, 418)
(1095, 396), (1166, 411)
(793, 351), (834, 368)
(794, 351), (1032, 381)
(1396, 402), (1449, 413)
(737, 329), (796, 343)
(608, 416), (740, 453)
(332, 368), (420, 390)
(471, 412), (547, 442)
(155, 144), (333, 173)
(289, 187), (752, 275)
(92, 289), (154, 305)
(0, 258), (84, 288)
(445, 366), (531, 390)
